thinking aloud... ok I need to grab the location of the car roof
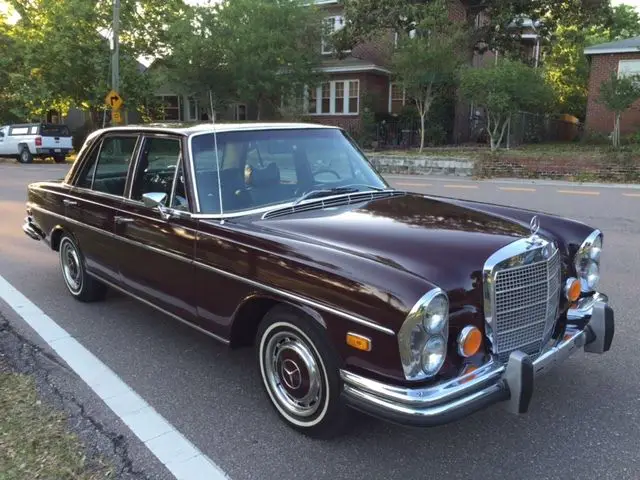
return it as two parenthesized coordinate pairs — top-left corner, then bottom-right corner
(92, 122), (339, 137)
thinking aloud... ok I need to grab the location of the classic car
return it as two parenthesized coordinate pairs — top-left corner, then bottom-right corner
(22, 122), (614, 438)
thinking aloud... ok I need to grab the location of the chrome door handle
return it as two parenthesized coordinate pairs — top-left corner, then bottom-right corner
(63, 199), (77, 206)
(114, 216), (135, 224)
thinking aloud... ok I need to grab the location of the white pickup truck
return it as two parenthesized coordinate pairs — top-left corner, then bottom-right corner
(0, 123), (74, 164)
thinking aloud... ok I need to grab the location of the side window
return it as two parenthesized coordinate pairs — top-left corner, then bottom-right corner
(75, 136), (137, 196)
(130, 137), (182, 205)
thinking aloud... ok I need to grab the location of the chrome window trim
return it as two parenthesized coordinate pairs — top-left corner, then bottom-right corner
(187, 133), (203, 213)
(34, 187), (193, 224)
(31, 202), (393, 336)
(482, 235), (559, 357)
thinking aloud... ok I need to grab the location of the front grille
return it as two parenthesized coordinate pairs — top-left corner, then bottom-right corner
(486, 241), (561, 364)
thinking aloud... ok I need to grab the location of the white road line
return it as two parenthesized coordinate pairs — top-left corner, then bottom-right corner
(0, 274), (229, 480)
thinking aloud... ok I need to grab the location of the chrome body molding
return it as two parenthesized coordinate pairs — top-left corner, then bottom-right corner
(340, 292), (614, 427)
(25, 204), (394, 336)
(87, 272), (230, 345)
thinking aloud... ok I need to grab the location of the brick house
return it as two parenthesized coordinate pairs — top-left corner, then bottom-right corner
(149, 0), (540, 143)
(307, 1), (541, 142)
(585, 36), (640, 136)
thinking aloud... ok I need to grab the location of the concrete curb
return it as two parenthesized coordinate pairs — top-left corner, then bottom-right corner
(367, 154), (474, 176)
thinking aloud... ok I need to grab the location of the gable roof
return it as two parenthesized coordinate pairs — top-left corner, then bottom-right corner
(584, 36), (640, 55)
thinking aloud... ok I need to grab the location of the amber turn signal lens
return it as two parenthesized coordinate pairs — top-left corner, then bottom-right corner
(346, 332), (372, 352)
(457, 325), (482, 358)
(565, 277), (582, 302)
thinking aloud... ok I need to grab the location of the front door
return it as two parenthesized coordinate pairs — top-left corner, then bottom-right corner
(115, 134), (197, 321)
(66, 133), (140, 283)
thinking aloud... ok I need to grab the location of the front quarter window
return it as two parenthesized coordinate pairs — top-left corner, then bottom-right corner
(190, 128), (387, 215)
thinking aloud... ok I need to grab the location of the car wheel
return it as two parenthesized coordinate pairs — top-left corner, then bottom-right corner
(18, 147), (33, 164)
(53, 155), (66, 164)
(256, 305), (350, 438)
(58, 235), (107, 302)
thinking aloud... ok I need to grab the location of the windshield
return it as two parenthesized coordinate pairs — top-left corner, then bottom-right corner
(190, 128), (388, 215)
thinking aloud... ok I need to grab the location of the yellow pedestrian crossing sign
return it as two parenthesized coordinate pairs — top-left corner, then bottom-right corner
(105, 90), (123, 110)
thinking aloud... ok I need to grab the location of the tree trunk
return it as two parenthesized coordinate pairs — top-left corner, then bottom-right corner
(419, 113), (426, 152)
(614, 112), (621, 148)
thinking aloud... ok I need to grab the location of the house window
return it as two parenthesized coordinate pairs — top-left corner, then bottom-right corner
(321, 15), (345, 54)
(156, 95), (182, 121)
(187, 97), (199, 121)
(618, 60), (640, 78)
(308, 80), (360, 115)
(334, 81), (345, 114)
(389, 82), (407, 113)
(235, 103), (247, 121)
(321, 82), (331, 113)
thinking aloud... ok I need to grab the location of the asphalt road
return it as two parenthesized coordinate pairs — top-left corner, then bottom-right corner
(1, 161), (639, 480)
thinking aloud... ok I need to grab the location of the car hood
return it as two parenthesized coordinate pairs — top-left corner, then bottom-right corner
(255, 193), (532, 301)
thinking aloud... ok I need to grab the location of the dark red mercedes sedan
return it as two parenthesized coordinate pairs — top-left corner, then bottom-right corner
(22, 123), (614, 438)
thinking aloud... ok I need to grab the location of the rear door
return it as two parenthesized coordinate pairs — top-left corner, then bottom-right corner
(66, 133), (140, 283)
(115, 134), (197, 321)
(39, 124), (73, 152)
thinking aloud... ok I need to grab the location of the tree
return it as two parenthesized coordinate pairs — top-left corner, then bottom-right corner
(460, 60), (554, 151)
(334, 0), (609, 61)
(162, 3), (235, 119)
(544, 3), (640, 118)
(2, 0), (180, 123)
(392, 0), (469, 152)
(215, 0), (324, 120)
(598, 72), (640, 148)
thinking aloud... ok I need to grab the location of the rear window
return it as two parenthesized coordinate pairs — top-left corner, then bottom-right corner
(41, 124), (70, 137)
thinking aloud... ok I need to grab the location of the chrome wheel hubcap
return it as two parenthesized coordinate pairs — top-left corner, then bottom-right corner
(264, 331), (322, 418)
(61, 241), (82, 292)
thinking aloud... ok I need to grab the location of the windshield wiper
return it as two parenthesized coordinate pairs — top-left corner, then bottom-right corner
(292, 185), (386, 206)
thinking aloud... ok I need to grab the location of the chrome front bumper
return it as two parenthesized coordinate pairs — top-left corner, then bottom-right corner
(340, 295), (614, 427)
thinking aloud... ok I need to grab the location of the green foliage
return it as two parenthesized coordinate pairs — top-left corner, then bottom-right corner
(544, 3), (640, 119)
(217, 0), (324, 119)
(460, 59), (554, 150)
(164, 0), (324, 120)
(598, 72), (640, 148)
(162, 4), (234, 115)
(1, 0), (178, 123)
(391, 0), (468, 151)
(338, 0), (609, 58)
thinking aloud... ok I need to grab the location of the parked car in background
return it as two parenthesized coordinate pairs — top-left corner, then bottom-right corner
(22, 123), (614, 438)
(0, 123), (73, 164)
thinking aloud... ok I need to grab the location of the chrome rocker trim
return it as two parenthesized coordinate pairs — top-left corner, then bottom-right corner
(340, 295), (614, 427)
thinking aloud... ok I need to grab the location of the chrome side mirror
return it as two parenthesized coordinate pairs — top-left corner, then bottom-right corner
(141, 192), (172, 220)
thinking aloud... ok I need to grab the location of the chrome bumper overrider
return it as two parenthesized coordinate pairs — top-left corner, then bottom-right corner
(340, 296), (614, 427)
(22, 217), (45, 241)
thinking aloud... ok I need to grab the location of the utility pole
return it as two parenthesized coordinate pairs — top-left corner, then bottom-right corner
(111, 0), (121, 125)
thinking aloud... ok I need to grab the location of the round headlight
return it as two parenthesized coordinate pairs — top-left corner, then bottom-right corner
(422, 294), (449, 333)
(575, 231), (603, 292)
(421, 335), (446, 375)
(398, 288), (450, 380)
